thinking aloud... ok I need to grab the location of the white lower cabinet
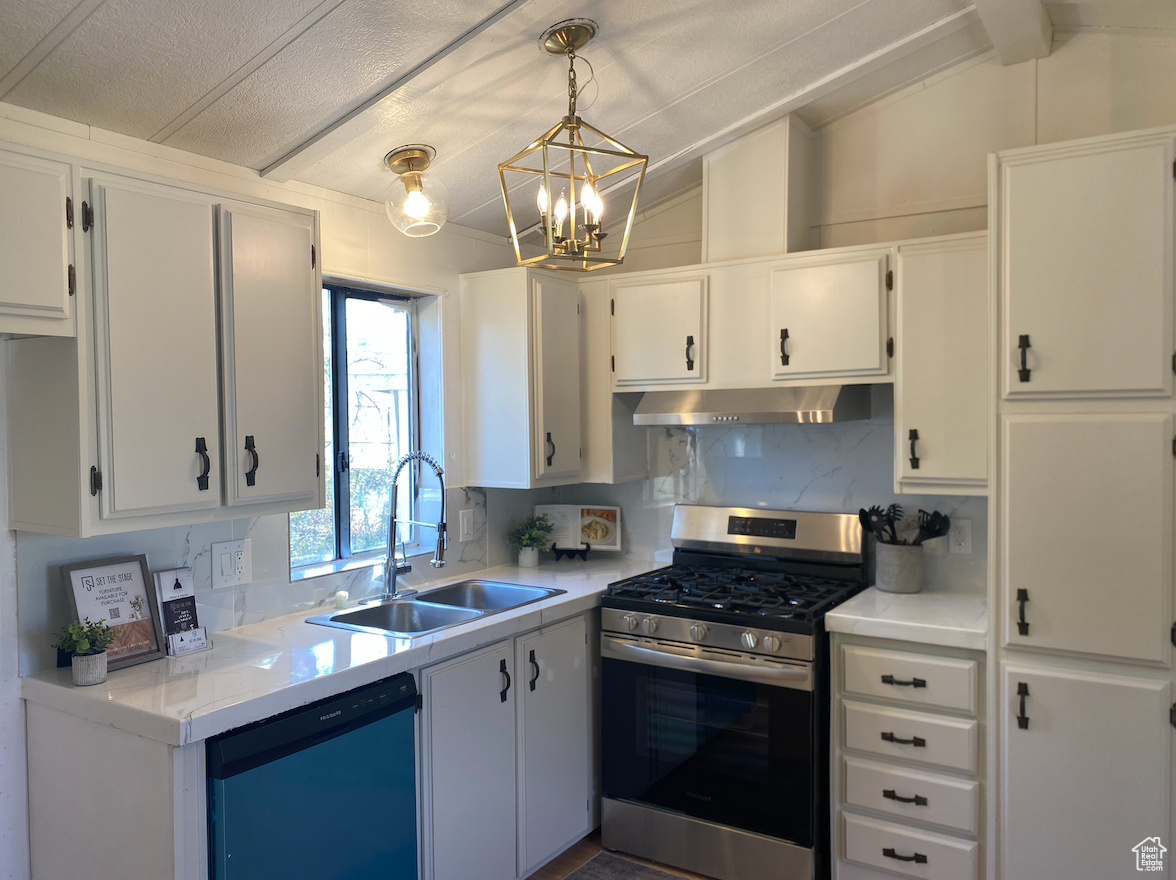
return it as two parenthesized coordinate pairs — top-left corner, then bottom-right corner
(833, 635), (983, 880)
(421, 615), (591, 880)
(1001, 661), (1171, 880)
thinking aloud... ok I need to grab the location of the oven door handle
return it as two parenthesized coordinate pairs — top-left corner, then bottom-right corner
(602, 638), (813, 691)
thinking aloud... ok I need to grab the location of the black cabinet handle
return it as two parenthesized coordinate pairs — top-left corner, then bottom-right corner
(881, 731), (926, 747)
(545, 432), (555, 467)
(908, 429), (920, 470)
(529, 649), (540, 692)
(685, 335), (695, 371)
(195, 437), (210, 491)
(883, 789), (928, 806)
(1017, 334), (1032, 382)
(499, 658), (511, 703)
(244, 435), (259, 487)
(779, 328), (790, 366)
(883, 848), (928, 865)
(881, 674), (926, 688)
(1017, 681), (1030, 729)
(1016, 588), (1029, 636)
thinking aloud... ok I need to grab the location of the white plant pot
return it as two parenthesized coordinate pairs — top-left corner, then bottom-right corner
(71, 651), (108, 687)
(518, 547), (539, 568)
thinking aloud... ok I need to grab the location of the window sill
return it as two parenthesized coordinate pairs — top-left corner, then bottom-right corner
(290, 549), (425, 584)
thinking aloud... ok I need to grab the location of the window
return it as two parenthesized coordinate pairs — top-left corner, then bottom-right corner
(290, 283), (420, 570)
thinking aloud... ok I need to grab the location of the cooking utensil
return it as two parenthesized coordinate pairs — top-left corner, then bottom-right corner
(884, 504), (904, 543)
(865, 505), (887, 542)
(858, 509), (875, 541)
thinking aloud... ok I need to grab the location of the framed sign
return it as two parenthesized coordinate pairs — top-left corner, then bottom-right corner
(534, 504), (623, 552)
(60, 555), (165, 670)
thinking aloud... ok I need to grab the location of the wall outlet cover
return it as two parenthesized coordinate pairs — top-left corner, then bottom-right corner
(949, 519), (972, 555)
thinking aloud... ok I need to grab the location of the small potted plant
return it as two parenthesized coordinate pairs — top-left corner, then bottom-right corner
(507, 515), (554, 568)
(54, 618), (117, 686)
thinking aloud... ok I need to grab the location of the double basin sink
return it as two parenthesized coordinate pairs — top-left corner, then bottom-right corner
(306, 580), (566, 638)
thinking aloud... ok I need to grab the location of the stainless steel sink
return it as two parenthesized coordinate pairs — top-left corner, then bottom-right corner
(417, 580), (565, 611)
(307, 600), (481, 637)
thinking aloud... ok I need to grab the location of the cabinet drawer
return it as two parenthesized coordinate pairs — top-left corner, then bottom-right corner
(843, 701), (977, 774)
(843, 756), (979, 834)
(842, 812), (978, 880)
(842, 645), (977, 714)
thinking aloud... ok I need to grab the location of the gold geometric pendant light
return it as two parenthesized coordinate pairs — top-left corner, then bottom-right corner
(497, 19), (648, 271)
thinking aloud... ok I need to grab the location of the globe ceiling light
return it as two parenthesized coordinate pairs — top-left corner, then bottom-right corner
(384, 145), (449, 237)
(497, 19), (648, 271)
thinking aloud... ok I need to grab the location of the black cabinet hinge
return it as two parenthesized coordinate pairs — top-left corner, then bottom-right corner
(1171, 351), (1175, 375)
(610, 299), (614, 316)
(65, 196), (73, 229)
(1170, 703), (1176, 728)
(311, 244), (316, 269)
(885, 269), (894, 291)
(611, 355), (615, 372)
(1172, 159), (1175, 179)
(1170, 622), (1176, 647)
(89, 466), (102, 496)
(887, 337), (894, 358)
(82, 201), (94, 232)
(316, 453), (320, 477)
(68, 264), (75, 297)
(1172, 435), (1175, 458)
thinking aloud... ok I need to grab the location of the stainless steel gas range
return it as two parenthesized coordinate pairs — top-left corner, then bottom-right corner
(600, 505), (867, 880)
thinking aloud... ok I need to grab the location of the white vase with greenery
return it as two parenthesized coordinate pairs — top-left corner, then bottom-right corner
(507, 515), (554, 568)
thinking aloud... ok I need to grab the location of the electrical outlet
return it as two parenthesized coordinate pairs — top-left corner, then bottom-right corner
(211, 538), (252, 588)
(458, 509), (474, 543)
(949, 519), (972, 555)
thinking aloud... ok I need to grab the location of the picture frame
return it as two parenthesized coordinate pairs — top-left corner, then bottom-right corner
(60, 555), (165, 670)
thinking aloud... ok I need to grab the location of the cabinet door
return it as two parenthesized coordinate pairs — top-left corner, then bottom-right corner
(219, 204), (321, 508)
(516, 617), (590, 876)
(769, 252), (888, 381)
(0, 148), (73, 333)
(91, 179), (221, 517)
(1000, 134), (1174, 399)
(895, 237), (987, 494)
(532, 275), (581, 480)
(423, 641), (517, 880)
(1002, 414), (1173, 663)
(612, 276), (707, 385)
(1002, 663), (1170, 880)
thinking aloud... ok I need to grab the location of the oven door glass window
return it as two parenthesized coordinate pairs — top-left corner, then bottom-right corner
(602, 656), (813, 844)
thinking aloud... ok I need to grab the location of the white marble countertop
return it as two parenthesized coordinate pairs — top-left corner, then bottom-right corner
(22, 557), (655, 747)
(825, 586), (988, 650)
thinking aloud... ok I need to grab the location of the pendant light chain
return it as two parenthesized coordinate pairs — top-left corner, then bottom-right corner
(567, 50), (578, 119)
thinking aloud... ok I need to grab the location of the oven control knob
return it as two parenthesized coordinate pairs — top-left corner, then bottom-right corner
(762, 635), (782, 653)
(622, 613), (639, 632)
(689, 623), (709, 643)
(641, 616), (659, 635)
(741, 631), (758, 650)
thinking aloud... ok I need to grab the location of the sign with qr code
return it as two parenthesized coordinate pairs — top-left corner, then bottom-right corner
(60, 555), (165, 671)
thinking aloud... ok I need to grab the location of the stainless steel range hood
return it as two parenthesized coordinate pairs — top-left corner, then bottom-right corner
(632, 385), (872, 426)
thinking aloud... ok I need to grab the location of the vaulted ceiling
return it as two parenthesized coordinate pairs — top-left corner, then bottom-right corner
(2, 0), (1173, 235)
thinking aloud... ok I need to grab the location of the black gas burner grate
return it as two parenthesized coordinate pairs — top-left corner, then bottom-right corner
(605, 564), (860, 621)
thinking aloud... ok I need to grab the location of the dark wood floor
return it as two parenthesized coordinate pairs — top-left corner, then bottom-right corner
(529, 830), (712, 880)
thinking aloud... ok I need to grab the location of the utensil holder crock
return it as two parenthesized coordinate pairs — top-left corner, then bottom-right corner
(874, 543), (924, 594)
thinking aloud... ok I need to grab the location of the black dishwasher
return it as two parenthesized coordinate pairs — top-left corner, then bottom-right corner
(207, 672), (418, 880)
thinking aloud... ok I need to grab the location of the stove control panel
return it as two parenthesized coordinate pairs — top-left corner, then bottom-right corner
(601, 609), (814, 662)
(727, 515), (797, 540)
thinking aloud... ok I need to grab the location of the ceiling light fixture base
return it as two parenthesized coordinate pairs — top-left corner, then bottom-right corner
(539, 19), (597, 55)
(384, 144), (435, 175)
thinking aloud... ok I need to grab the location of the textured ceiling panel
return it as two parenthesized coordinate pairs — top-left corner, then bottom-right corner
(1046, 0), (1176, 31)
(4, 0), (327, 140)
(299, 0), (971, 234)
(161, 0), (507, 170)
(0, 0), (80, 83)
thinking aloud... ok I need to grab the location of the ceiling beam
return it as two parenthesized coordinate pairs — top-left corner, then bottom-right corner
(973, 0), (1052, 64)
(260, 0), (537, 182)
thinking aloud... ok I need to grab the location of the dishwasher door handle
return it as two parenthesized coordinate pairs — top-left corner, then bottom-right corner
(602, 637), (813, 691)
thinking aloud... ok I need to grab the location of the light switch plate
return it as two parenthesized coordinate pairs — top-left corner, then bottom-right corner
(211, 539), (252, 588)
(458, 509), (474, 543)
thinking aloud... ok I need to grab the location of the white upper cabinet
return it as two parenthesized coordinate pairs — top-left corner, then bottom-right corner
(1002, 413), (1173, 664)
(611, 275), (707, 386)
(219, 204), (321, 508)
(894, 234), (988, 495)
(0, 147), (75, 335)
(461, 268), (581, 489)
(768, 251), (890, 381)
(998, 132), (1174, 399)
(91, 177), (222, 518)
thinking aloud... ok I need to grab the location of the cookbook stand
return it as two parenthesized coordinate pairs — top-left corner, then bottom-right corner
(551, 543), (591, 562)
